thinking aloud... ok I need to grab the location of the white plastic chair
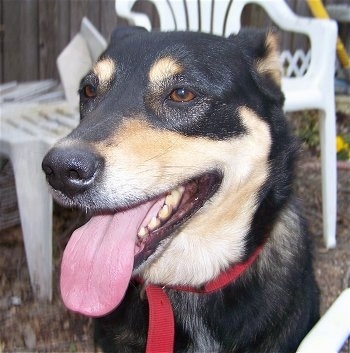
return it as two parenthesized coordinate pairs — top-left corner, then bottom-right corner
(115, 0), (338, 248)
(297, 288), (350, 352)
(0, 18), (107, 301)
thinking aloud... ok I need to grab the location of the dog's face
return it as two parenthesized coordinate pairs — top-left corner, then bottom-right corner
(42, 28), (291, 317)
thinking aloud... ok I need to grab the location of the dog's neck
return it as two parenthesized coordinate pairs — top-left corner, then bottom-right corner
(136, 244), (264, 352)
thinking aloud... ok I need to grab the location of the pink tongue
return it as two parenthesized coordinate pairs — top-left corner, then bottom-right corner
(60, 200), (156, 317)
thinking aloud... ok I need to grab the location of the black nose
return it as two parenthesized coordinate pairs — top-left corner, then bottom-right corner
(42, 146), (103, 197)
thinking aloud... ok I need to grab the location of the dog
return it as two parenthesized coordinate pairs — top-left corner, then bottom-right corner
(42, 27), (319, 352)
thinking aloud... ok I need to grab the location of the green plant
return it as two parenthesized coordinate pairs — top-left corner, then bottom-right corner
(293, 110), (320, 154)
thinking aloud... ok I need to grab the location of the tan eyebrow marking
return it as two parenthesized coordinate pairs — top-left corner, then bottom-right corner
(93, 57), (116, 86)
(148, 57), (183, 83)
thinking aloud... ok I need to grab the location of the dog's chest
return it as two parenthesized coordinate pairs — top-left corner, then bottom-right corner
(168, 291), (221, 352)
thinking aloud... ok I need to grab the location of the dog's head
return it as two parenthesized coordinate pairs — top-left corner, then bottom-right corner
(42, 28), (295, 317)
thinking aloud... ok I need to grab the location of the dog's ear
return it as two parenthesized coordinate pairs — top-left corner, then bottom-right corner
(234, 29), (282, 87)
(232, 29), (283, 101)
(110, 26), (148, 43)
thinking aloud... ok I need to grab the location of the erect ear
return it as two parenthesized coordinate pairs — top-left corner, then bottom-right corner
(233, 29), (282, 87)
(110, 26), (148, 43)
(231, 29), (283, 102)
(256, 30), (282, 87)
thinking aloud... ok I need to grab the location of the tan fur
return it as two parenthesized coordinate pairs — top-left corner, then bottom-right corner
(93, 57), (115, 87)
(93, 106), (271, 286)
(142, 107), (271, 286)
(148, 57), (183, 83)
(256, 32), (282, 86)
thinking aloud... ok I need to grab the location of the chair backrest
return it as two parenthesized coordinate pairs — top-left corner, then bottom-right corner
(80, 17), (108, 63)
(116, 0), (247, 36)
(57, 17), (107, 107)
(115, 0), (337, 82)
(115, 0), (301, 37)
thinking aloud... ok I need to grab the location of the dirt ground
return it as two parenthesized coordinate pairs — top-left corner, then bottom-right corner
(0, 114), (349, 352)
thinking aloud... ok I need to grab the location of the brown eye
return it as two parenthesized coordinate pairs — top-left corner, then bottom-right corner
(169, 88), (195, 102)
(82, 84), (97, 98)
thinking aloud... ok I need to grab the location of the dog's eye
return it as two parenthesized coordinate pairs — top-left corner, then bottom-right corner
(169, 88), (195, 103)
(82, 84), (97, 99)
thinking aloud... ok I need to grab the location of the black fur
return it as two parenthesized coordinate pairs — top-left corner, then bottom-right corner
(43, 28), (319, 352)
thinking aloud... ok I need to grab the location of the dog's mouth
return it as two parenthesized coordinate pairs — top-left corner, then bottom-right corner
(60, 172), (221, 317)
(134, 172), (221, 268)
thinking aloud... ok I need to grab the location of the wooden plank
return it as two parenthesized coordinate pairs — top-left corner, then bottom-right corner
(276, 0), (294, 52)
(70, 0), (101, 38)
(132, 0), (160, 28)
(38, 0), (70, 80)
(3, 0), (39, 82)
(241, 4), (273, 28)
(100, 0), (119, 42)
(241, 3), (292, 52)
(291, 0), (310, 52)
(19, 0), (39, 81)
(0, 0), (3, 82)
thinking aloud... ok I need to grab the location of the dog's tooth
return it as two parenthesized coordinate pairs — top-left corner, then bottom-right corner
(177, 185), (185, 195)
(165, 194), (174, 207)
(171, 189), (181, 202)
(158, 204), (172, 221)
(171, 188), (182, 205)
(148, 216), (161, 231)
(137, 226), (149, 239)
(165, 188), (183, 209)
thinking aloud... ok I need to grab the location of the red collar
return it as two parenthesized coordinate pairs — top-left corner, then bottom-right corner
(141, 245), (263, 353)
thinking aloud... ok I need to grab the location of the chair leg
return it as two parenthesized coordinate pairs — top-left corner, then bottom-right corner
(10, 141), (52, 301)
(319, 106), (337, 248)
